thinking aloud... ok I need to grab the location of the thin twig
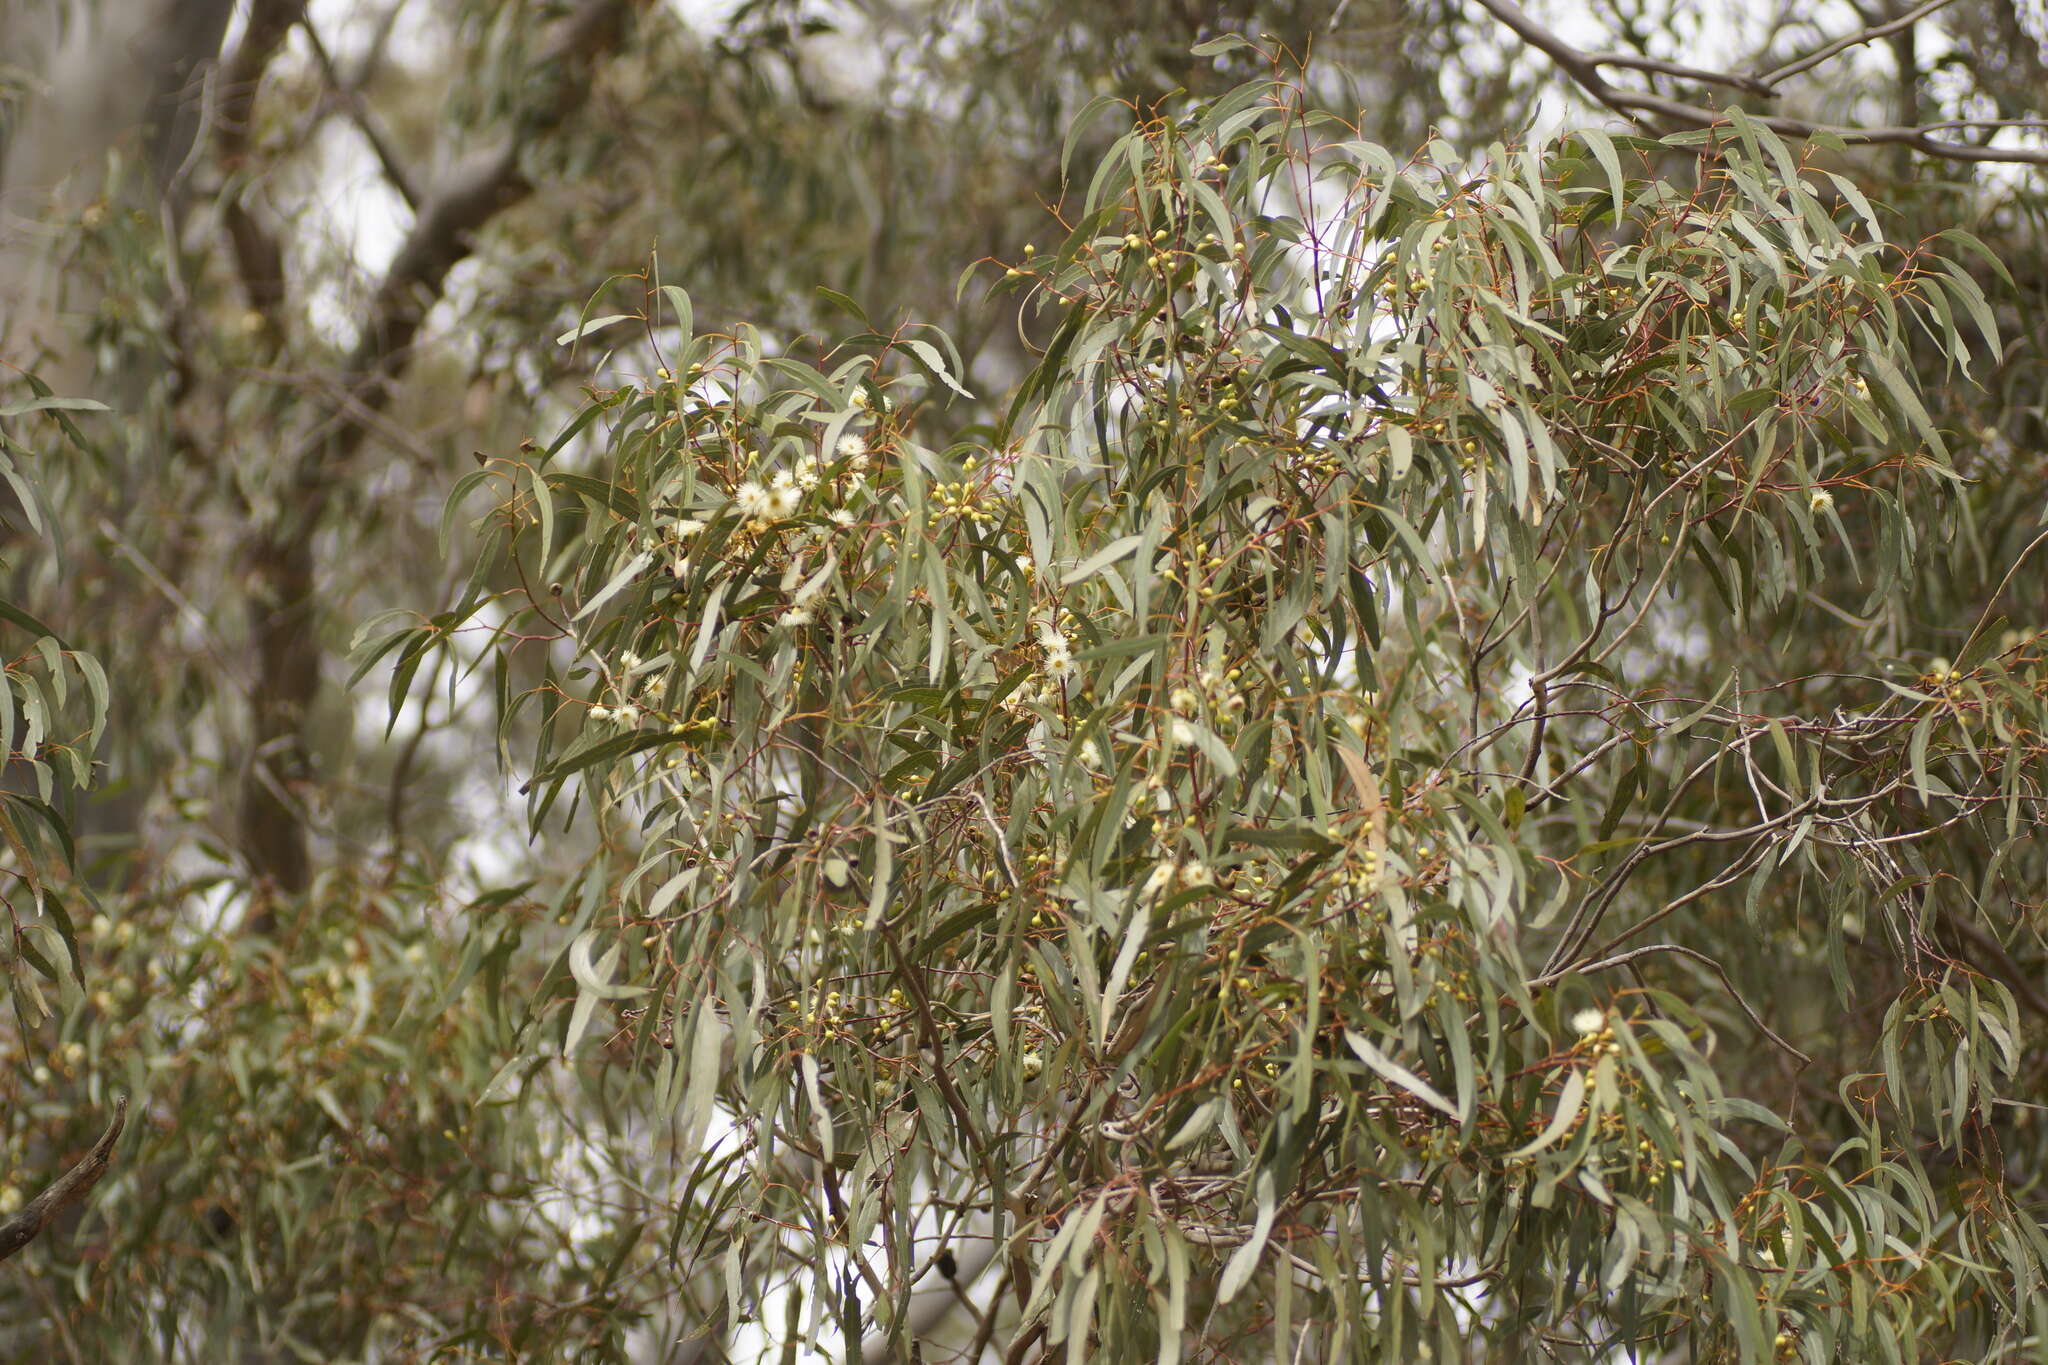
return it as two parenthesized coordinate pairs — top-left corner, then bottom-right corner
(1759, 0), (1961, 86)
(301, 13), (421, 210)
(1467, 0), (2048, 166)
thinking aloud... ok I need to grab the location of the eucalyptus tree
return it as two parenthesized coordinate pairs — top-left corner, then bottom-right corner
(402, 56), (2047, 1362)
(1, 1), (2045, 1361)
(0, 2), (1415, 1360)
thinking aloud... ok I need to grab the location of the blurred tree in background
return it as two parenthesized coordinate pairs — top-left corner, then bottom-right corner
(0, 1), (2043, 1361)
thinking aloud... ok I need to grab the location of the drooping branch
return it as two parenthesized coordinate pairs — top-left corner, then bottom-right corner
(0, 1096), (128, 1265)
(1468, 0), (2048, 166)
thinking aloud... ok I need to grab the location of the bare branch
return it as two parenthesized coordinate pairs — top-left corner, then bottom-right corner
(236, 0), (637, 907)
(344, 1), (407, 93)
(0, 1096), (129, 1265)
(1467, 0), (2048, 166)
(301, 14), (421, 211)
(1581, 52), (1772, 98)
(1760, 0), (1962, 86)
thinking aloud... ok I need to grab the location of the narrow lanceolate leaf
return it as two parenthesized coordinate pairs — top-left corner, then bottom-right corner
(0, 395), (110, 418)
(567, 930), (649, 1000)
(554, 313), (639, 346)
(898, 337), (975, 399)
(1507, 1068), (1586, 1159)
(1217, 1171), (1277, 1304)
(572, 549), (654, 621)
(1346, 1029), (1462, 1120)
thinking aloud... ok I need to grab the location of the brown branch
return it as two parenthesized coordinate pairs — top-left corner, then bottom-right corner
(0, 1096), (128, 1264)
(1580, 51), (1773, 98)
(213, 0), (303, 325)
(236, 0), (636, 911)
(1467, 0), (2048, 166)
(344, 3), (407, 93)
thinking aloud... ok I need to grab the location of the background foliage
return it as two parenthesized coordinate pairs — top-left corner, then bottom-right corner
(1, 2), (2046, 1362)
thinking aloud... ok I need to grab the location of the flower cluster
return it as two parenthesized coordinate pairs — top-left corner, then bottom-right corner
(587, 648), (670, 728)
(1036, 617), (1076, 683)
(734, 473), (803, 522)
(1137, 857), (1213, 905)
(1571, 1008), (1622, 1057)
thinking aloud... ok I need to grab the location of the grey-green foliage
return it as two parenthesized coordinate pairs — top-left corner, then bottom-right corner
(0, 385), (109, 1055)
(397, 73), (2048, 1363)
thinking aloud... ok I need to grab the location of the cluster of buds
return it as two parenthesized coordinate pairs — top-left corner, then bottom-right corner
(1285, 443), (1345, 481)
(90, 913), (138, 947)
(89, 970), (140, 1015)
(1344, 845), (1382, 893)
(929, 455), (1001, 528)
(1433, 971), (1476, 1007)
(1118, 226), (1177, 272)
(804, 988), (849, 1042)
(1593, 281), (1639, 309)
(1165, 663), (1246, 726)
(1635, 1136), (1678, 1188)
(1002, 243), (1039, 280)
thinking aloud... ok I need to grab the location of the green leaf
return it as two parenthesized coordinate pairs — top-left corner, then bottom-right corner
(0, 597), (66, 647)
(554, 314), (639, 346)
(1507, 1067), (1585, 1159)
(898, 337), (974, 400)
(1344, 1028), (1461, 1120)
(1065, 534), (1144, 585)
(0, 396), (110, 418)
(1216, 1170), (1276, 1304)
(1577, 128), (1626, 219)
